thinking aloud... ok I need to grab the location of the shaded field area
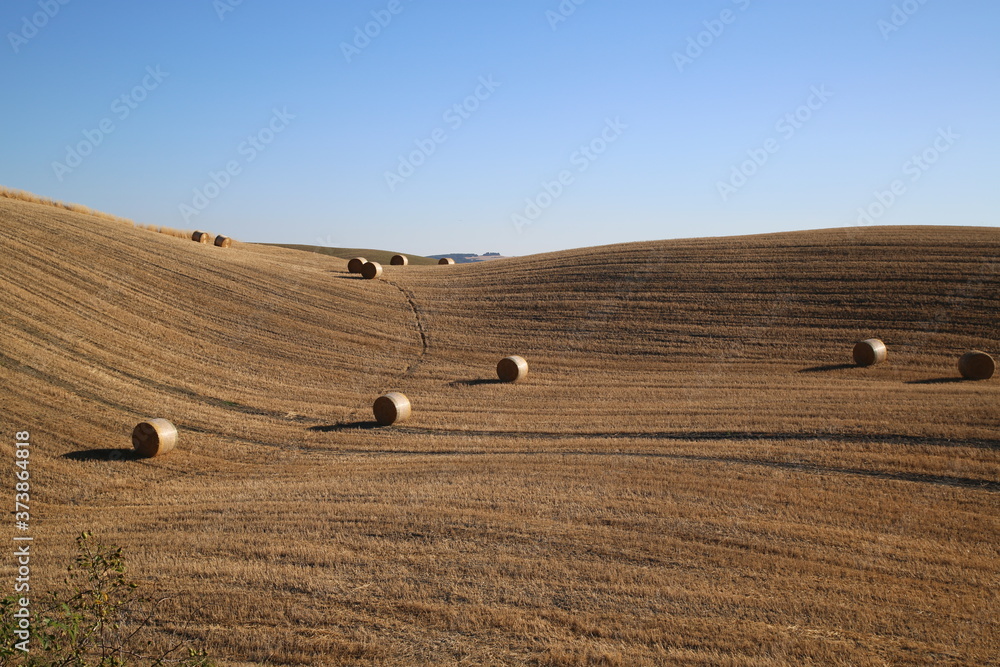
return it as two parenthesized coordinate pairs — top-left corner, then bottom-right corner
(1, 196), (998, 665)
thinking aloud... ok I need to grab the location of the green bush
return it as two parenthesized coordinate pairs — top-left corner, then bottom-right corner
(1, 532), (212, 666)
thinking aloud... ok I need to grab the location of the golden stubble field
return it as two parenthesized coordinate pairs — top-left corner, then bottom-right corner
(1, 196), (998, 665)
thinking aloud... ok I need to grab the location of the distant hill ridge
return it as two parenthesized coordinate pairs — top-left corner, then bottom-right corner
(263, 244), (440, 266)
(428, 252), (510, 264)
(267, 244), (512, 265)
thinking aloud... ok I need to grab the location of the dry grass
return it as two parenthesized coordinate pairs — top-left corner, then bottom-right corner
(135, 223), (197, 240)
(0, 185), (230, 244)
(0, 195), (997, 666)
(0, 185), (135, 226)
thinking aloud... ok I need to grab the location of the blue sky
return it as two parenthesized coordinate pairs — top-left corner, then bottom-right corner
(3, 1), (998, 256)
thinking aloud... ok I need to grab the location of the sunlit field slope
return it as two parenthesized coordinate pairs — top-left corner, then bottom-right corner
(1, 195), (998, 665)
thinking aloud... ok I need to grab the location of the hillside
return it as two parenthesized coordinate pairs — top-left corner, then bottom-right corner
(1, 195), (998, 665)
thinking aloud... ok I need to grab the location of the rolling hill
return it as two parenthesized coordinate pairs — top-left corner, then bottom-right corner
(1, 194), (998, 665)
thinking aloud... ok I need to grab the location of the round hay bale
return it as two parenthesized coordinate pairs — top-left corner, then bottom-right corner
(131, 418), (177, 458)
(390, 254), (408, 266)
(214, 235), (232, 248)
(497, 355), (529, 383)
(191, 231), (210, 244)
(361, 261), (383, 280)
(853, 339), (887, 367)
(959, 351), (995, 380)
(438, 257), (455, 265)
(373, 392), (411, 426)
(348, 257), (368, 274)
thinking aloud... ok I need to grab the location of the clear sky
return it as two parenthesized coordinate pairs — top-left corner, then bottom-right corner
(3, 1), (998, 256)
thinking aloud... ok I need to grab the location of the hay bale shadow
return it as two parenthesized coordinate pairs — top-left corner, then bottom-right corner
(448, 378), (503, 387)
(62, 448), (141, 462)
(308, 421), (385, 432)
(798, 363), (857, 373)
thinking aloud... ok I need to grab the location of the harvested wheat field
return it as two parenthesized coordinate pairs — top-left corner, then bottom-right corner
(1, 195), (998, 665)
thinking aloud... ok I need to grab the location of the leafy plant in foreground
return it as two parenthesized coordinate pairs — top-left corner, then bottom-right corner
(1, 532), (212, 666)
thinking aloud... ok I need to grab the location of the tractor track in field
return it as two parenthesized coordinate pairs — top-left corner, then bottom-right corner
(299, 423), (1000, 493)
(311, 422), (1000, 452)
(336, 447), (1000, 494)
(383, 278), (429, 378)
